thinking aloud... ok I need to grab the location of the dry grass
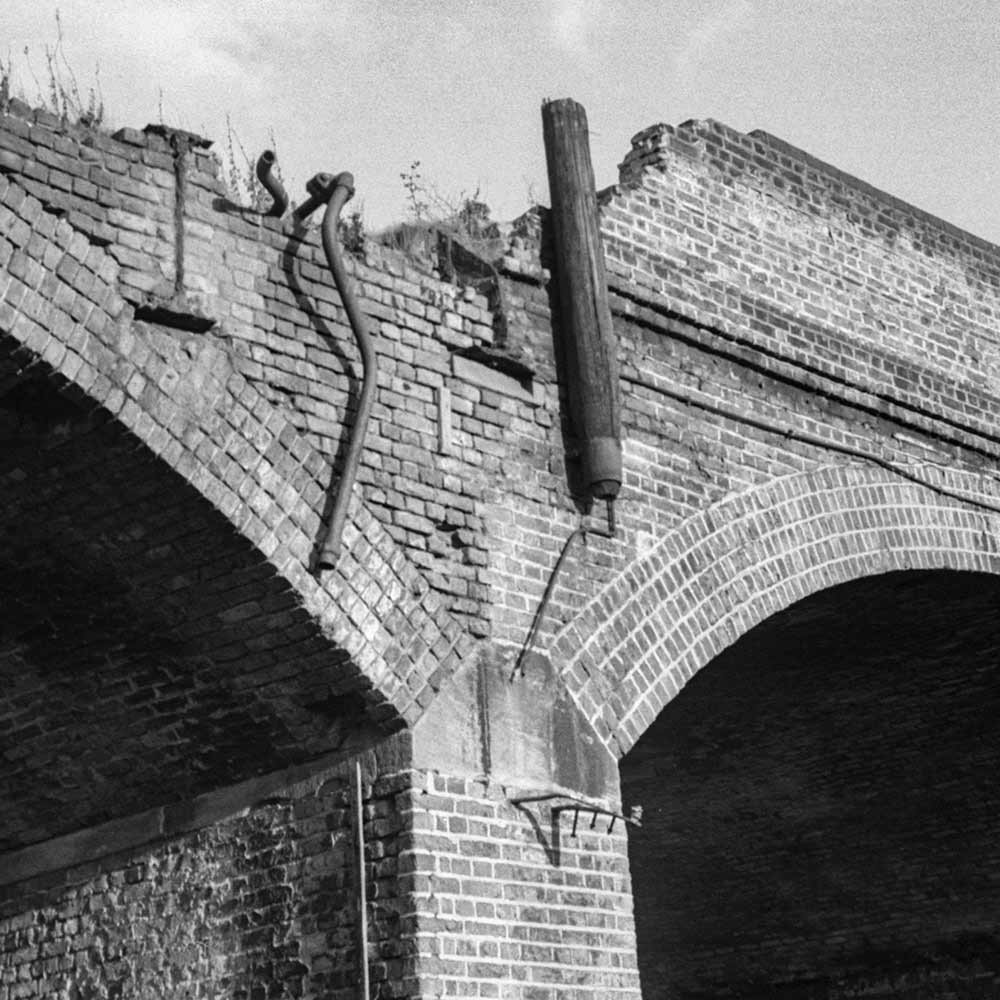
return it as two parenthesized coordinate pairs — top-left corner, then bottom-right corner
(1, 12), (104, 126)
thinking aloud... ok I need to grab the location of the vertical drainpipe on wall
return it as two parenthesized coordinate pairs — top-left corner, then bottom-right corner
(292, 171), (378, 570)
(541, 98), (622, 534)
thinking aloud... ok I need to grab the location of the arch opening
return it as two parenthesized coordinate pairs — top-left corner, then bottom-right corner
(0, 358), (384, 853)
(621, 569), (1000, 999)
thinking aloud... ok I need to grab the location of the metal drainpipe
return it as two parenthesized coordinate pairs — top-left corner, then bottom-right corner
(255, 150), (289, 217)
(294, 172), (377, 569)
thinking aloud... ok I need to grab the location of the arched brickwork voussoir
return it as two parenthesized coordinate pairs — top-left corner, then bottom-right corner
(550, 463), (1000, 758)
(0, 173), (468, 725)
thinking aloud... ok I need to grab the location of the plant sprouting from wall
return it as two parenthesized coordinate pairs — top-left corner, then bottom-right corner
(401, 160), (431, 223)
(338, 205), (366, 255)
(1, 11), (104, 125)
(222, 121), (367, 253)
(387, 159), (498, 259)
(224, 116), (275, 212)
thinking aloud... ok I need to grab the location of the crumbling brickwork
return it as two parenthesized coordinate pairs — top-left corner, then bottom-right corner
(3, 95), (1000, 999)
(1, 761), (415, 998)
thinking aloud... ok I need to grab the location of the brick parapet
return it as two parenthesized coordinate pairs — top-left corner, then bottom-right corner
(0, 102), (183, 298)
(606, 118), (1000, 447)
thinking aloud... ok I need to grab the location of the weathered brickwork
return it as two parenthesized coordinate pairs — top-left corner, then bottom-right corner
(608, 120), (1000, 438)
(4, 93), (1000, 998)
(0, 128), (472, 733)
(406, 774), (638, 998)
(0, 403), (376, 850)
(1, 760), (416, 999)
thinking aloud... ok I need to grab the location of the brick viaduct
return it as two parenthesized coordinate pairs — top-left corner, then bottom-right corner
(3, 100), (1000, 999)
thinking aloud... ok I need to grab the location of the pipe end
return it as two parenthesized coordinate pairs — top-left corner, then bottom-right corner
(316, 544), (341, 572)
(255, 150), (288, 218)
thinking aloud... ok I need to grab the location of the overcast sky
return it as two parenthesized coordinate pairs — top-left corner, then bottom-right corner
(5, 1), (999, 241)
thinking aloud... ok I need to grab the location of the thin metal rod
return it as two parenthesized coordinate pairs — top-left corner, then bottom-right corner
(508, 520), (615, 682)
(510, 791), (642, 828)
(353, 760), (370, 1000)
(508, 527), (584, 681)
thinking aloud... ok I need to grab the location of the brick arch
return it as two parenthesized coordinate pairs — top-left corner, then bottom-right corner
(0, 173), (467, 725)
(549, 463), (1000, 758)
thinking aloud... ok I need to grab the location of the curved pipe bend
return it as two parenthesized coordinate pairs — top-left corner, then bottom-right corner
(255, 150), (289, 217)
(309, 172), (376, 569)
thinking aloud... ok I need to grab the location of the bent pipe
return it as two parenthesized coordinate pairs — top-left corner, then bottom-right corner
(255, 150), (289, 217)
(296, 171), (377, 569)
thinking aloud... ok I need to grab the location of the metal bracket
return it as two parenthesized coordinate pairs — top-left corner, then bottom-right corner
(511, 791), (643, 836)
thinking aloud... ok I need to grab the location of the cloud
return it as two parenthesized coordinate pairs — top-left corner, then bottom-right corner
(549, 0), (601, 56)
(674, 0), (754, 79)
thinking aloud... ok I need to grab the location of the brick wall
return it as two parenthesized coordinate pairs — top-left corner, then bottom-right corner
(607, 119), (1000, 433)
(0, 106), (474, 740)
(404, 773), (639, 999)
(551, 462), (1000, 758)
(8, 98), (1000, 735)
(540, 115), (1000, 753)
(0, 761), (640, 1000)
(0, 759), (416, 1000)
(0, 398), (381, 850)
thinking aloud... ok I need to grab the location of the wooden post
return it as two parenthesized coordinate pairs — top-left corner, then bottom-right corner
(541, 98), (622, 517)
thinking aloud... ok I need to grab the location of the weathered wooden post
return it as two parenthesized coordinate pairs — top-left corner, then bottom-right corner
(541, 98), (622, 532)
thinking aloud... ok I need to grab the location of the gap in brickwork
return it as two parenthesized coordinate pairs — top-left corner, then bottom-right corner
(622, 569), (1000, 1000)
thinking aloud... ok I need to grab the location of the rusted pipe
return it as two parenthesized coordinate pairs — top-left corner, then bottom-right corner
(255, 150), (288, 217)
(295, 171), (377, 569)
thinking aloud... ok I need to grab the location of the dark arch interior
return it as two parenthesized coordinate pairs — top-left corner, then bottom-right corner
(621, 570), (1000, 1000)
(0, 357), (382, 852)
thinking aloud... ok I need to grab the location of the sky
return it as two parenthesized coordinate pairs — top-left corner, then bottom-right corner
(4, 1), (1000, 242)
